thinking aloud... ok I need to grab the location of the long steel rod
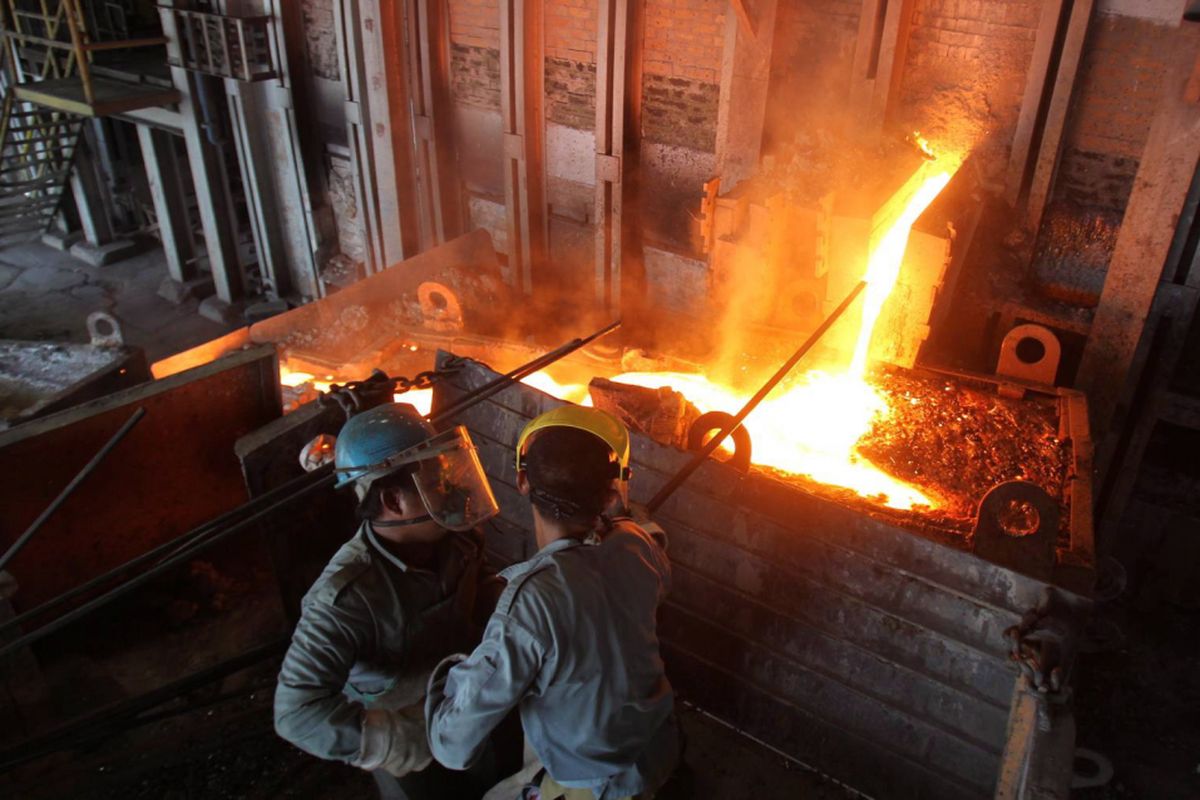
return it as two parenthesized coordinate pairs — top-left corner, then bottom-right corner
(0, 464), (330, 637)
(429, 318), (620, 424)
(0, 324), (621, 654)
(646, 281), (867, 513)
(0, 407), (145, 573)
(0, 467), (334, 660)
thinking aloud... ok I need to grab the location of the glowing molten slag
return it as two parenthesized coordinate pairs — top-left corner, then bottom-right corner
(545, 166), (955, 510)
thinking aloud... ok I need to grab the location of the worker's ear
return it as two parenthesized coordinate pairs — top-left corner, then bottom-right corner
(516, 470), (531, 496)
(380, 485), (407, 515)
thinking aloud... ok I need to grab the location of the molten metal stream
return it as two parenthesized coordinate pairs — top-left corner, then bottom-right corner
(536, 165), (955, 511)
(277, 164), (954, 511)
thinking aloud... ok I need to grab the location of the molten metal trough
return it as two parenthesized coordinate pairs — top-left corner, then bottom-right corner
(432, 353), (1094, 800)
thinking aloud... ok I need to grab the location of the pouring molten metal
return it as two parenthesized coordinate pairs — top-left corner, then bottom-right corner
(544, 161), (957, 511)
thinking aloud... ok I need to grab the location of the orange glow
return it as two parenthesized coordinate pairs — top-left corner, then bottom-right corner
(908, 130), (936, 160)
(532, 163), (956, 511)
(279, 365), (334, 393)
(521, 371), (591, 406)
(396, 388), (433, 415)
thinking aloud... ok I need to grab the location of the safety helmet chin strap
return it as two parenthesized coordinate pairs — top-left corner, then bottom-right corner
(371, 513), (435, 528)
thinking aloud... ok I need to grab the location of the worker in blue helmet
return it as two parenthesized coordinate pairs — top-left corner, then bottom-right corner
(274, 402), (509, 799)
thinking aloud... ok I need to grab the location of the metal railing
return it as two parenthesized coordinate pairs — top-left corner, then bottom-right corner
(1, 0), (168, 107)
(171, 8), (275, 82)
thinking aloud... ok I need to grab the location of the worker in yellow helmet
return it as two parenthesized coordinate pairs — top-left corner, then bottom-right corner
(426, 405), (679, 800)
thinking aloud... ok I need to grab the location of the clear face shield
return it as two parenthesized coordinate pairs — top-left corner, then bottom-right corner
(403, 427), (500, 531)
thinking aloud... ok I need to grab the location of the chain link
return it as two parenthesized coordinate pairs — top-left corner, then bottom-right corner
(317, 364), (464, 418)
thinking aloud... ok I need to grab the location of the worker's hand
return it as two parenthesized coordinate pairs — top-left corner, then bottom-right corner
(356, 706), (433, 777)
(299, 433), (337, 472)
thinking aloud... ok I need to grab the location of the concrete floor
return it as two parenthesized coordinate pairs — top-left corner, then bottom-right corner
(0, 239), (235, 363)
(10, 695), (853, 799)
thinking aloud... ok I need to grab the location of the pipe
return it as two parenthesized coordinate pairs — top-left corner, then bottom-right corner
(645, 281), (867, 513)
(0, 408), (145, 573)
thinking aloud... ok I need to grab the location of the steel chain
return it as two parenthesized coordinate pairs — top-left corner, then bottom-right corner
(318, 364), (464, 418)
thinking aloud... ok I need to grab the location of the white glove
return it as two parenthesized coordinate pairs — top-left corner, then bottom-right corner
(354, 704), (433, 777)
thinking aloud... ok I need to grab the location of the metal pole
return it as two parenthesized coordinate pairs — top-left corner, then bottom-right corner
(0, 463), (330, 638)
(0, 467), (335, 660)
(0, 407), (145, 573)
(645, 281), (867, 513)
(429, 319), (621, 424)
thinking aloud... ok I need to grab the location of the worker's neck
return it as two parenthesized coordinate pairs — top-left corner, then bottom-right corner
(532, 507), (587, 550)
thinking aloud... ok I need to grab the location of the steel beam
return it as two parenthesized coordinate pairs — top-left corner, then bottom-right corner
(159, 5), (244, 304)
(68, 132), (114, 246)
(136, 124), (195, 283)
(850, 0), (916, 129)
(1077, 22), (1200, 435)
(1005, 0), (1066, 207)
(360, 0), (421, 266)
(404, 0), (463, 249)
(1023, 0), (1094, 229)
(499, 0), (547, 295)
(594, 0), (630, 314)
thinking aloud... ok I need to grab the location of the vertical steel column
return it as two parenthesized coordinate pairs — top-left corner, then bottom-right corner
(136, 124), (195, 283)
(1078, 22), (1200, 434)
(594, 0), (629, 314)
(849, 0), (915, 129)
(361, 0), (421, 265)
(1023, 0), (1095, 230)
(405, 0), (462, 249)
(335, 0), (386, 274)
(499, 0), (547, 295)
(160, 7), (244, 304)
(69, 132), (115, 247)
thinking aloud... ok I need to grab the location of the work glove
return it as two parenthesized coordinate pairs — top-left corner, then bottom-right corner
(354, 705), (433, 777)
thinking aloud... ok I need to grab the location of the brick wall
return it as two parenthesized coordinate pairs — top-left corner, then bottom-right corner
(448, 0), (501, 110)
(899, 0), (1042, 183)
(1054, 14), (1173, 212)
(765, 0), (860, 147)
(642, 0), (725, 151)
(545, 0), (598, 130)
(449, 0), (500, 50)
(546, 0), (597, 63)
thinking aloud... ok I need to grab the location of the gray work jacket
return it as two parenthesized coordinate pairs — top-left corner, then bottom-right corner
(274, 522), (489, 769)
(427, 521), (677, 800)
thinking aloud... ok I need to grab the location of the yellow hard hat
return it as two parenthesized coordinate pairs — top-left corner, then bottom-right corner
(516, 405), (632, 482)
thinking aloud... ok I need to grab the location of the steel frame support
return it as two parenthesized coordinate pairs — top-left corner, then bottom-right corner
(68, 130), (114, 247)
(161, 3), (243, 304)
(136, 124), (195, 283)
(1021, 0), (1094, 229)
(336, 0), (385, 275)
(1077, 23), (1200, 438)
(849, 0), (916, 129)
(359, 0), (421, 267)
(216, 0), (323, 299)
(594, 0), (630, 314)
(499, 0), (547, 296)
(714, 0), (777, 189)
(404, 0), (462, 250)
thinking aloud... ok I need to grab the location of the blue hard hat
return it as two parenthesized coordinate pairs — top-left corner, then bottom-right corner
(333, 402), (436, 490)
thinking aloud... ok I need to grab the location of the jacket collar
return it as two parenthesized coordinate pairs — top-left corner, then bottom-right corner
(498, 536), (585, 582)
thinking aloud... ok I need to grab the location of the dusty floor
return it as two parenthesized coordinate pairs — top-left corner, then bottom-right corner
(0, 238), (234, 361)
(7, 691), (852, 800)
